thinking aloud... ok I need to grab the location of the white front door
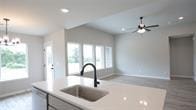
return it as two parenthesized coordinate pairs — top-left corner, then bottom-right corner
(44, 42), (54, 81)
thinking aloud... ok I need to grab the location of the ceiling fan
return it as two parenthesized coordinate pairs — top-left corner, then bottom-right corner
(126, 17), (159, 34)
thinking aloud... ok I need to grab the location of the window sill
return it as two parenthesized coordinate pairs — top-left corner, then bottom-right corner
(0, 77), (29, 83)
(68, 67), (113, 76)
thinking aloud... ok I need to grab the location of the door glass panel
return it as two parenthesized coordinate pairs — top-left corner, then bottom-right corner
(45, 45), (54, 81)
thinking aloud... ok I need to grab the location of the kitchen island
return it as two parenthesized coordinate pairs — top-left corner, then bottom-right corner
(32, 76), (166, 110)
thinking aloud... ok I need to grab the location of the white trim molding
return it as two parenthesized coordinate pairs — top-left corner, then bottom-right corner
(99, 73), (115, 79)
(0, 88), (31, 99)
(170, 75), (193, 79)
(122, 74), (170, 80)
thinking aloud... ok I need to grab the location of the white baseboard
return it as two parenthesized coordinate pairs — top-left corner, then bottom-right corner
(121, 74), (170, 80)
(99, 73), (115, 79)
(171, 75), (193, 79)
(0, 88), (31, 99)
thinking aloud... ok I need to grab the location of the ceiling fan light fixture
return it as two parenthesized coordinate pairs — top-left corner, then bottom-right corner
(137, 28), (146, 34)
(139, 23), (145, 28)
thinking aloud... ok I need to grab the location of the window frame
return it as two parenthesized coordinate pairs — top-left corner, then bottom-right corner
(95, 45), (105, 70)
(0, 43), (29, 82)
(105, 46), (113, 68)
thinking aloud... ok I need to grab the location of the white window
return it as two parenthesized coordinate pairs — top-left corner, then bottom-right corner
(67, 42), (113, 75)
(67, 43), (81, 74)
(83, 44), (94, 72)
(96, 46), (104, 69)
(0, 44), (28, 81)
(105, 47), (113, 68)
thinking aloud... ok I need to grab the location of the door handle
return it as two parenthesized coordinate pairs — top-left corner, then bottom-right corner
(51, 64), (54, 69)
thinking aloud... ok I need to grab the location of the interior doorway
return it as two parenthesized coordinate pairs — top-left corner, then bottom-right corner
(44, 42), (54, 81)
(169, 35), (194, 79)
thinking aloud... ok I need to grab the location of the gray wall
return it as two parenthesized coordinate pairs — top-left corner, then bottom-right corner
(194, 33), (196, 81)
(115, 23), (196, 79)
(0, 32), (44, 97)
(170, 36), (193, 78)
(44, 30), (66, 79)
(44, 26), (114, 79)
(67, 26), (115, 78)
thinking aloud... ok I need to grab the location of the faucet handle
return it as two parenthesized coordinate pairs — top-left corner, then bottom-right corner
(97, 81), (100, 85)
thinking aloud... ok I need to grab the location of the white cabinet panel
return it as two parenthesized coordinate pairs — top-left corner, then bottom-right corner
(32, 88), (47, 110)
(48, 95), (81, 110)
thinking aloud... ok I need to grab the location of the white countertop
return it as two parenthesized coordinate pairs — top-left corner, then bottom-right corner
(32, 76), (166, 110)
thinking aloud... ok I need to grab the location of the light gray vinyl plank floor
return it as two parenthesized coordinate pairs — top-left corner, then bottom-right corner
(0, 92), (32, 110)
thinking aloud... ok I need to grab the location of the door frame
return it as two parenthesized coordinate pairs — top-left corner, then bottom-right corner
(169, 35), (194, 79)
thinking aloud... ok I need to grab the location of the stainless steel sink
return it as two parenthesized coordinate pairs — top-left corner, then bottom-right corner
(60, 85), (108, 102)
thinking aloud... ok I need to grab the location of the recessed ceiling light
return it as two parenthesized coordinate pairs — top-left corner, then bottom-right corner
(121, 28), (125, 31)
(61, 8), (69, 13)
(178, 16), (184, 20)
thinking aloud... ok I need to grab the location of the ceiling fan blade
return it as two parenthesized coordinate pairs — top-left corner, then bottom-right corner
(145, 28), (151, 31)
(132, 30), (138, 33)
(146, 25), (159, 28)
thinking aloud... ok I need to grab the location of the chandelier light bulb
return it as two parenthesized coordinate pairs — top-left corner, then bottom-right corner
(11, 38), (16, 44)
(3, 35), (9, 42)
(0, 37), (2, 44)
(15, 38), (21, 44)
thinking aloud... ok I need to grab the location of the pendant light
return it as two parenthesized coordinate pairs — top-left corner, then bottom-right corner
(0, 18), (21, 46)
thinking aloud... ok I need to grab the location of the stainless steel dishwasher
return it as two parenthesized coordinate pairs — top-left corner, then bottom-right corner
(32, 87), (47, 110)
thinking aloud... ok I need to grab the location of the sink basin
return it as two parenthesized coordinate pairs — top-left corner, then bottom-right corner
(60, 85), (108, 102)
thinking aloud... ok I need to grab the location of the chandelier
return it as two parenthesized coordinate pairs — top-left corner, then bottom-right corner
(0, 18), (21, 46)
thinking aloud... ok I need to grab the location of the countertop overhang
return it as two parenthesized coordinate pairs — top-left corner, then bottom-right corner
(32, 76), (166, 110)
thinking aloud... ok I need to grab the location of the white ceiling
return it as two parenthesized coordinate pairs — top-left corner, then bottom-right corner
(86, 0), (196, 35)
(0, 0), (157, 36)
